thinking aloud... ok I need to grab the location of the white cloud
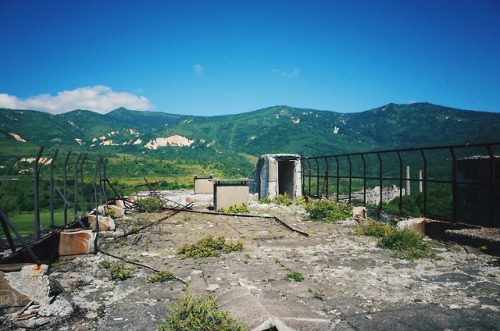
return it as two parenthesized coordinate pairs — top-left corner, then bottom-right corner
(271, 67), (300, 78)
(194, 64), (204, 76)
(0, 85), (153, 114)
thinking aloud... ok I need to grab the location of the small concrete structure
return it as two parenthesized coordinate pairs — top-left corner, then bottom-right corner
(455, 156), (500, 227)
(58, 229), (97, 256)
(252, 154), (302, 201)
(193, 176), (213, 194)
(213, 179), (250, 211)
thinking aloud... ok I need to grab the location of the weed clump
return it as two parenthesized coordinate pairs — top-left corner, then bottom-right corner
(104, 207), (116, 217)
(109, 262), (133, 280)
(148, 270), (175, 283)
(273, 194), (293, 206)
(177, 236), (244, 259)
(158, 293), (248, 331)
(136, 197), (163, 213)
(258, 194), (294, 206)
(220, 204), (249, 214)
(356, 220), (434, 260)
(285, 271), (305, 282)
(305, 200), (352, 223)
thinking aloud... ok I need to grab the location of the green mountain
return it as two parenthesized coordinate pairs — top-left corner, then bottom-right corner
(1, 103), (499, 156)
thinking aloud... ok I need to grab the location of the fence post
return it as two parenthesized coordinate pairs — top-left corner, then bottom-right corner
(49, 149), (59, 229)
(377, 152), (383, 218)
(324, 157), (329, 197)
(397, 151), (403, 214)
(63, 151), (72, 226)
(74, 153), (83, 217)
(347, 155), (352, 203)
(80, 153), (88, 215)
(450, 147), (458, 223)
(420, 149), (428, 216)
(306, 158), (312, 196)
(487, 145), (495, 227)
(361, 154), (367, 206)
(33, 146), (44, 240)
(335, 156), (340, 202)
(314, 158), (320, 198)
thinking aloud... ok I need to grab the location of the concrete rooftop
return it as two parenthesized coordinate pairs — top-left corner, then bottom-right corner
(1, 200), (499, 330)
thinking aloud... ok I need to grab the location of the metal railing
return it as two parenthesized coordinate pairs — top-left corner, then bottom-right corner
(1, 146), (121, 244)
(301, 142), (500, 226)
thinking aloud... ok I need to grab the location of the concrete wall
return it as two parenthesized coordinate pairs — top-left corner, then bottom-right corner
(214, 181), (249, 211)
(194, 176), (213, 194)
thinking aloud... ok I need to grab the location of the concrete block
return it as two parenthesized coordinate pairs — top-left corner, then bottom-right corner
(115, 199), (125, 209)
(88, 215), (116, 231)
(194, 177), (213, 194)
(106, 204), (124, 218)
(58, 229), (96, 256)
(353, 206), (367, 219)
(214, 183), (249, 211)
(396, 217), (426, 235)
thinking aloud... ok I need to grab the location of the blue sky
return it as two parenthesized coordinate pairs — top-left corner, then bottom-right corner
(1, 0), (499, 115)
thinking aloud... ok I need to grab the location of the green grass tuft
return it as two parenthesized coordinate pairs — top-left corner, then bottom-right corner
(355, 220), (434, 260)
(158, 293), (248, 331)
(177, 236), (244, 259)
(148, 270), (175, 283)
(305, 200), (352, 223)
(285, 271), (305, 282)
(220, 203), (249, 214)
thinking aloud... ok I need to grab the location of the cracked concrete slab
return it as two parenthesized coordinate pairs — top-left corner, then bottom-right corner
(1, 202), (499, 330)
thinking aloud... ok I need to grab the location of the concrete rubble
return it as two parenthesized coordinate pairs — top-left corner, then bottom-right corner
(0, 194), (499, 330)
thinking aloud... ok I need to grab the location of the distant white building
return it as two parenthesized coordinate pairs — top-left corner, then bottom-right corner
(352, 185), (404, 205)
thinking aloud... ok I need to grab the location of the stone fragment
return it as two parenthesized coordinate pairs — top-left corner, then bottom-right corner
(0, 272), (31, 314)
(396, 217), (426, 235)
(106, 204), (124, 218)
(115, 199), (125, 209)
(88, 214), (116, 231)
(352, 206), (367, 219)
(206, 284), (220, 292)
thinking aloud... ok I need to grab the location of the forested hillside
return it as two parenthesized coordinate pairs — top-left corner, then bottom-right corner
(1, 102), (499, 216)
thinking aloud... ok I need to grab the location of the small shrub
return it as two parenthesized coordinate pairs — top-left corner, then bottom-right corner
(220, 204), (249, 214)
(258, 197), (272, 204)
(285, 271), (305, 282)
(109, 262), (133, 280)
(177, 236), (244, 259)
(158, 293), (247, 331)
(305, 200), (352, 223)
(378, 229), (432, 260)
(136, 197), (163, 213)
(355, 220), (433, 260)
(273, 194), (292, 206)
(148, 270), (175, 283)
(259, 194), (295, 206)
(105, 207), (116, 217)
(222, 241), (244, 254)
(354, 219), (393, 238)
(295, 196), (308, 207)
